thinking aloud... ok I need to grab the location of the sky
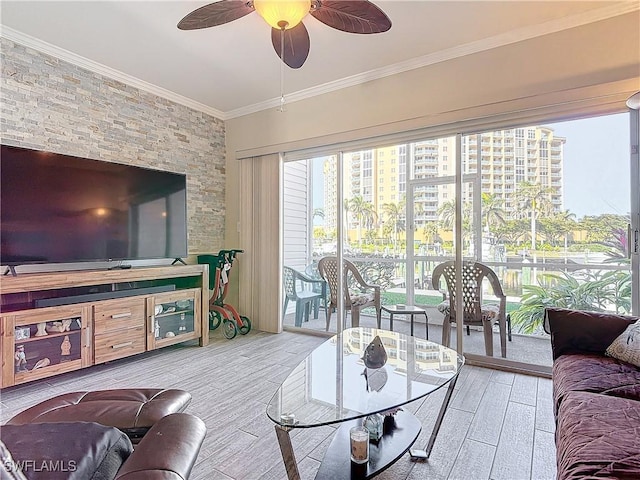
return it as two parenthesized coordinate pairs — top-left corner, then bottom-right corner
(548, 113), (630, 218)
(310, 112), (633, 220)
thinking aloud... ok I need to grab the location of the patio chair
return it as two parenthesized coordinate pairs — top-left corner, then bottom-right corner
(317, 256), (381, 330)
(432, 260), (509, 357)
(283, 266), (327, 327)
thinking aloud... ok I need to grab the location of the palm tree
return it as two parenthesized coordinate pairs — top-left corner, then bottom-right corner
(343, 201), (352, 243)
(513, 181), (554, 251)
(312, 208), (324, 222)
(382, 201), (405, 253)
(481, 192), (505, 233)
(438, 199), (456, 232)
(422, 221), (439, 245)
(348, 196), (377, 247)
(437, 199), (472, 233)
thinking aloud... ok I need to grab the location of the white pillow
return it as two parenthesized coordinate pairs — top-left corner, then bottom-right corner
(605, 319), (640, 367)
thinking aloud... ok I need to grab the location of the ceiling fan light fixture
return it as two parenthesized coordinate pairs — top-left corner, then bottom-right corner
(253, 0), (311, 30)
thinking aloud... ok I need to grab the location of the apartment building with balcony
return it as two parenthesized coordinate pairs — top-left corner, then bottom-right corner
(323, 127), (565, 239)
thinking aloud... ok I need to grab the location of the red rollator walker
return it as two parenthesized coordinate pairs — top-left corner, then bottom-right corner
(197, 250), (251, 339)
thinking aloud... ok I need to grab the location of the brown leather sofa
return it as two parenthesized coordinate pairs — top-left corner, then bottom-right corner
(0, 389), (206, 479)
(546, 307), (640, 479)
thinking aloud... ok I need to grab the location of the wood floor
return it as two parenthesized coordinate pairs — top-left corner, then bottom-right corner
(0, 329), (557, 480)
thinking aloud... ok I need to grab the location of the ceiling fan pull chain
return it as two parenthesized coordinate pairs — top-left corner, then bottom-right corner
(278, 27), (286, 112)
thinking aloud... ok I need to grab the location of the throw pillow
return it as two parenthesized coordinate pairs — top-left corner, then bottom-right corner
(605, 319), (640, 367)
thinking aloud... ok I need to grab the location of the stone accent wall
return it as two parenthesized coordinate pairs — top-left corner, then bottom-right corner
(0, 38), (225, 255)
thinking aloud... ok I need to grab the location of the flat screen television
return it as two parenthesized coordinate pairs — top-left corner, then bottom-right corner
(1, 145), (188, 267)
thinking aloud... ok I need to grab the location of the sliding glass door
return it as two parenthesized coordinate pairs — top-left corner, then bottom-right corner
(281, 110), (638, 372)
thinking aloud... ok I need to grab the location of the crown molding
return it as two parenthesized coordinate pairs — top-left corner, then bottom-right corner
(225, 1), (639, 119)
(2, 1), (637, 121)
(0, 26), (226, 120)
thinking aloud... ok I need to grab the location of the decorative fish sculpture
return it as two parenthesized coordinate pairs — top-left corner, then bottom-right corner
(362, 335), (388, 369)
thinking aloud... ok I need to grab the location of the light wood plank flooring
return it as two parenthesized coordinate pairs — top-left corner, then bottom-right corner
(0, 330), (557, 480)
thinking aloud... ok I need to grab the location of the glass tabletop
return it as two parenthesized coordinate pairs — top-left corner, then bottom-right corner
(381, 304), (427, 313)
(266, 327), (464, 428)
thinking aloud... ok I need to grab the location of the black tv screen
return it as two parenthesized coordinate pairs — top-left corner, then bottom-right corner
(1, 145), (188, 265)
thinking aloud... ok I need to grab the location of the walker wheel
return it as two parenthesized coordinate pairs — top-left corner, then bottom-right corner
(209, 311), (222, 330)
(222, 319), (237, 339)
(239, 316), (252, 335)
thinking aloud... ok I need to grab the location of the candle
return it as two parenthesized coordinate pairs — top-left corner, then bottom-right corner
(350, 426), (369, 464)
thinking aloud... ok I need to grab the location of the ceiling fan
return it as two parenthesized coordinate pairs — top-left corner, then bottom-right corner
(177, 0), (391, 69)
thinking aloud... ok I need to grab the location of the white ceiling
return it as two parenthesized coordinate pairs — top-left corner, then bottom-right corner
(1, 1), (636, 119)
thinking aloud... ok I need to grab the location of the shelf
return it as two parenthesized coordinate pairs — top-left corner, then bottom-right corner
(315, 410), (421, 480)
(14, 359), (83, 384)
(15, 329), (80, 344)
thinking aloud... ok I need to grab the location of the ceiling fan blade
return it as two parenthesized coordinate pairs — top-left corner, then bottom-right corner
(178, 1), (254, 30)
(271, 22), (310, 69)
(311, 0), (391, 34)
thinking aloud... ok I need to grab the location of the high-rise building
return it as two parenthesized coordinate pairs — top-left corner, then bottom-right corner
(323, 126), (565, 239)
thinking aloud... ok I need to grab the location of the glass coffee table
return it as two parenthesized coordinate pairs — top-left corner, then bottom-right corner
(266, 327), (464, 480)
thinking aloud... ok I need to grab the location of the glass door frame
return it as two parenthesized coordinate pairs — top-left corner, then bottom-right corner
(405, 134), (481, 354)
(630, 105), (639, 315)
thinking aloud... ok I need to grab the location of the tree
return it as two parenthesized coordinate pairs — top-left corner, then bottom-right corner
(481, 193), (505, 233)
(577, 214), (630, 244)
(538, 210), (576, 247)
(513, 181), (554, 251)
(312, 208), (324, 222)
(437, 199), (472, 243)
(493, 218), (529, 245)
(382, 201), (405, 253)
(422, 221), (439, 245)
(348, 196), (377, 247)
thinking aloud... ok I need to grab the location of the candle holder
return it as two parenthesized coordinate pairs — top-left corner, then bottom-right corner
(349, 426), (369, 464)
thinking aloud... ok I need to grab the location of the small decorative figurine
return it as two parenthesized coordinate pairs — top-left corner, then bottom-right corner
(62, 319), (72, 331)
(35, 322), (48, 337)
(14, 345), (27, 372)
(362, 335), (388, 369)
(363, 413), (384, 442)
(60, 335), (71, 357)
(179, 313), (187, 332)
(361, 336), (389, 392)
(32, 358), (50, 370)
(47, 321), (66, 333)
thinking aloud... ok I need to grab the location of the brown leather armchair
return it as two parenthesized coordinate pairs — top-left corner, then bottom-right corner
(1, 413), (206, 480)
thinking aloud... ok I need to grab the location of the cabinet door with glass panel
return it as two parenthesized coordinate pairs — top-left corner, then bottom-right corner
(1, 305), (91, 387)
(146, 289), (201, 349)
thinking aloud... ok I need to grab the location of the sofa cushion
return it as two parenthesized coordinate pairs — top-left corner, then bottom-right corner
(553, 353), (640, 415)
(545, 307), (638, 359)
(556, 391), (640, 480)
(606, 319), (640, 367)
(1, 422), (133, 480)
